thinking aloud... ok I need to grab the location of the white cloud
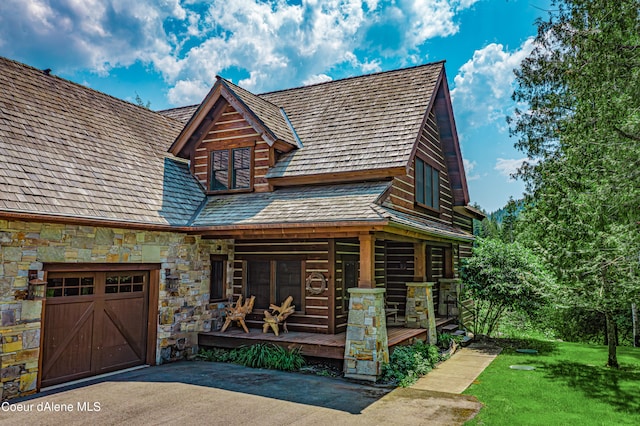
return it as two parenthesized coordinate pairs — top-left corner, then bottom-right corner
(303, 74), (333, 85)
(167, 79), (210, 105)
(463, 158), (480, 181)
(451, 38), (535, 129)
(494, 157), (538, 181)
(0, 0), (479, 106)
(407, 0), (478, 45)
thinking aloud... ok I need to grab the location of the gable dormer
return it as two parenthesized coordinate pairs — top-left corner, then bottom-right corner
(169, 77), (300, 193)
(383, 68), (470, 225)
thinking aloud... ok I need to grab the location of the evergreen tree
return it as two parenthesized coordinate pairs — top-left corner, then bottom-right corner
(511, 0), (640, 367)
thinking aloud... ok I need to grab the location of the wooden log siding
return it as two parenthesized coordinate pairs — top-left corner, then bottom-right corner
(453, 211), (474, 262)
(233, 240), (331, 333)
(192, 104), (273, 192)
(430, 246), (444, 310)
(334, 240), (359, 333)
(385, 241), (415, 313)
(384, 111), (455, 224)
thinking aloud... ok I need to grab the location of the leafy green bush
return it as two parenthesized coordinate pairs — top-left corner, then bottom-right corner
(196, 348), (235, 362)
(436, 333), (463, 350)
(460, 238), (554, 338)
(198, 344), (305, 372)
(381, 341), (441, 387)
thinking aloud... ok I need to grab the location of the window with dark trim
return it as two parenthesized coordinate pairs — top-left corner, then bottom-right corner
(210, 256), (226, 300)
(210, 147), (251, 191)
(245, 259), (303, 311)
(415, 157), (440, 210)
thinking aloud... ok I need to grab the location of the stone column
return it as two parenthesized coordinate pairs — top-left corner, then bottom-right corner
(438, 278), (462, 317)
(343, 288), (389, 382)
(405, 282), (437, 344)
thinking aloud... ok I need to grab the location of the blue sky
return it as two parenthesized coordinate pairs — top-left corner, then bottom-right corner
(0, 0), (551, 212)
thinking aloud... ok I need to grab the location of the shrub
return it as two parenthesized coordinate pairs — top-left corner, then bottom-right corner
(196, 348), (234, 362)
(436, 333), (463, 350)
(460, 238), (554, 338)
(381, 341), (441, 387)
(199, 344), (305, 372)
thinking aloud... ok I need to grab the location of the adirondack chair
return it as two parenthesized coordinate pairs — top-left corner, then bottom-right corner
(221, 295), (255, 333)
(263, 296), (295, 336)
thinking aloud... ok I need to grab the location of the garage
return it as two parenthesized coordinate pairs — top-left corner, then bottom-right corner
(41, 266), (154, 388)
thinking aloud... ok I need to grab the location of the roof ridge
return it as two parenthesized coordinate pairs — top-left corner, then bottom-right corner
(257, 60), (446, 96)
(219, 77), (282, 110)
(158, 104), (199, 113)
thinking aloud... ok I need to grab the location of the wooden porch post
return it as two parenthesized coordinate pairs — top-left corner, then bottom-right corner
(413, 242), (427, 281)
(358, 234), (375, 288)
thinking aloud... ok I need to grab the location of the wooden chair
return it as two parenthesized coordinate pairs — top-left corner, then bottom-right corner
(221, 295), (255, 333)
(385, 298), (401, 325)
(263, 296), (295, 336)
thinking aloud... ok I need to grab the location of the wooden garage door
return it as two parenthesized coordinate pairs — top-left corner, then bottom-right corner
(41, 270), (149, 387)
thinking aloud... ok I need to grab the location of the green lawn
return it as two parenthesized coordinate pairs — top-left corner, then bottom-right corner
(464, 339), (640, 425)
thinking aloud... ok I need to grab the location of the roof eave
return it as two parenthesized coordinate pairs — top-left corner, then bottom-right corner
(453, 205), (486, 220)
(219, 80), (279, 146)
(188, 219), (389, 237)
(168, 79), (224, 157)
(386, 219), (475, 243)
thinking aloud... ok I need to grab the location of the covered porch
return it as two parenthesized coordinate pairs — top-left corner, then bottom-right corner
(198, 326), (432, 360)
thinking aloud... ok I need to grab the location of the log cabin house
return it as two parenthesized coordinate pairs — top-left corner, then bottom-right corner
(0, 55), (483, 397)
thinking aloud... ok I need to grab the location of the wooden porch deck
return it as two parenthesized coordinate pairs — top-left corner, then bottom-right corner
(198, 318), (453, 360)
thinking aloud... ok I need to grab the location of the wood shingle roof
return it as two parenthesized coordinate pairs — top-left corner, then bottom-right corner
(0, 56), (204, 226)
(165, 63), (444, 179)
(262, 63), (444, 178)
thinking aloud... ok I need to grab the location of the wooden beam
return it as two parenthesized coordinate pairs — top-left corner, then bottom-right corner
(413, 242), (427, 281)
(327, 238), (336, 334)
(358, 234), (376, 288)
(268, 167), (405, 187)
(444, 246), (454, 278)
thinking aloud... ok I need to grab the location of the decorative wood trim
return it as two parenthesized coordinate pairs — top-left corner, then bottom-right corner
(219, 83), (277, 146)
(44, 263), (162, 272)
(171, 86), (226, 158)
(147, 268), (159, 365)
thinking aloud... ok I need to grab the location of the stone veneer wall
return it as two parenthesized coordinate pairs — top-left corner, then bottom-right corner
(343, 288), (389, 382)
(0, 219), (232, 400)
(405, 282), (437, 344)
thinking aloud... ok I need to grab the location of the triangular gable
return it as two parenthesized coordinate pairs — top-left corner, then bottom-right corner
(169, 77), (298, 159)
(408, 67), (470, 206)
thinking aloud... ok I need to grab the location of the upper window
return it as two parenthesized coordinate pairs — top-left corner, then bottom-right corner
(415, 157), (440, 210)
(210, 147), (251, 192)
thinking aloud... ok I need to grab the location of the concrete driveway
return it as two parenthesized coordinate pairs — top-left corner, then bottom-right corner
(0, 362), (481, 425)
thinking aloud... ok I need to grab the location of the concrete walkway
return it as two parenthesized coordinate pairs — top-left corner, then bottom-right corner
(412, 343), (502, 394)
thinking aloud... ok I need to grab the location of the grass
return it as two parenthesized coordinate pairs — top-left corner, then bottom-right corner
(464, 339), (640, 425)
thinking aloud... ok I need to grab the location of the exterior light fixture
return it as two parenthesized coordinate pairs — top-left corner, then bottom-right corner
(27, 270), (47, 300)
(165, 268), (180, 293)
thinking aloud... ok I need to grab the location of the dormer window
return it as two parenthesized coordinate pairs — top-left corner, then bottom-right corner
(415, 157), (440, 210)
(210, 147), (252, 192)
